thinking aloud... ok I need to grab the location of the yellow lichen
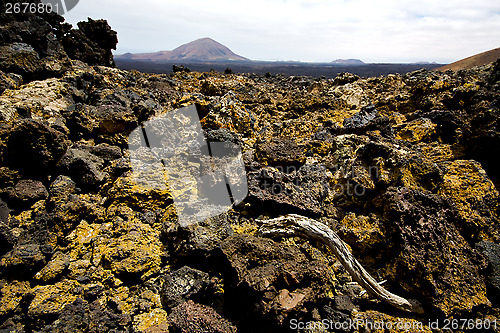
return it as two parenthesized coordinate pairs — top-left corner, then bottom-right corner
(396, 118), (437, 143)
(232, 222), (258, 235)
(339, 213), (383, 249)
(133, 308), (169, 333)
(438, 160), (500, 240)
(0, 280), (31, 316)
(28, 280), (80, 318)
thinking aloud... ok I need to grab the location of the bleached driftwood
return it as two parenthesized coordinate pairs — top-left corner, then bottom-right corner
(256, 214), (424, 314)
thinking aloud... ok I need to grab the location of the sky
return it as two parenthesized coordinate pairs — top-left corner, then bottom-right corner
(63, 0), (500, 63)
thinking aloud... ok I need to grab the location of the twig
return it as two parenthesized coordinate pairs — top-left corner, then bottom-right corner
(256, 214), (424, 314)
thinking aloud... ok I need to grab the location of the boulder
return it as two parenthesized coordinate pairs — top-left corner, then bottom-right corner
(476, 241), (500, 306)
(6, 119), (68, 177)
(37, 296), (132, 332)
(162, 213), (234, 262)
(247, 164), (331, 215)
(167, 300), (237, 333)
(0, 69), (22, 93)
(133, 308), (169, 333)
(255, 138), (304, 166)
(62, 18), (118, 67)
(221, 234), (335, 327)
(5, 179), (48, 211)
(379, 187), (490, 315)
(58, 148), (106, 190)
(1, 244), (47, 278)
(161, 266), (210, 309)
(0, 42), (45, 81)
(0, 77), (73, 124)
(0, 280), (31, 318)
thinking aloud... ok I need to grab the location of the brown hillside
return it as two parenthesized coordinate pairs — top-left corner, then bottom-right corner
(437, 47), (500, 71)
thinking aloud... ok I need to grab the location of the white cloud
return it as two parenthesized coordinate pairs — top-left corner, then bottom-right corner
(62, 0), (500, 63)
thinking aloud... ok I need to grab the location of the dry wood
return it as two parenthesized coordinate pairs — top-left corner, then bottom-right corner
(257, 214), (424, 314)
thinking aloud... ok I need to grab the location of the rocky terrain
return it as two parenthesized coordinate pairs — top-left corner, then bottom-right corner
(1, 2), (500, 332)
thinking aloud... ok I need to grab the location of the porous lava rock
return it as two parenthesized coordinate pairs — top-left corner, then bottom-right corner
(1, 6), (500, 330)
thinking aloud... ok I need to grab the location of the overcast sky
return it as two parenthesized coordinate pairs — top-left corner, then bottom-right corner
(63, 0), (500, 63)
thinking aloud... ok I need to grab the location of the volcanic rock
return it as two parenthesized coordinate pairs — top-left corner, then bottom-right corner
(476, 241), (500, 306)
(2, 7), (500, 330)
(161, 266), (210, 309)
(167, 300), (237, 333)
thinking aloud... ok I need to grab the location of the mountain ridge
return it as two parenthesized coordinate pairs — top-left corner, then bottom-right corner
(116, 37), (248, 62)
(331, 58), (364, 65)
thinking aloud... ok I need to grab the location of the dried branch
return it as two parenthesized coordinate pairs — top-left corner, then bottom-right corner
(256, 214), (424, 314)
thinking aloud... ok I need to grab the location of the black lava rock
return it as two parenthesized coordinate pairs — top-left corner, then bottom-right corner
(475, 241), (500, 306)
(161, 266), (210, 309)
(61, 18), (118, 67)
(5, 179), (49, 211)
(6, 119), (68, 177)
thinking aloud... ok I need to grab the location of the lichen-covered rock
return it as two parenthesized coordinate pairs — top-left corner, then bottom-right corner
(162, 212), (234, 262)
(438, 159), (500, 242)
(28, 279), (81, 322)
(100, 221), (162, 281)
(0, 69), (22, 94)
(255, 138), (305, 166)
(39, 298), (91, 333)
(247, 164), (331, 215)
(133, 308), (169, 333)
(0, 243), (47, 276)
(161, 266), (210, 309)
(48, 175), (77, 202)
(106, 169), (173, 211)
(34, 251), (70, 282)
(337, 213), (385, 254)
(379, 187), (490, 315)
(0, 77), (73, 123)
(49, 193), (105, 237)
(63, 211), (162, 283)
(38, 297), (133, 333)
(0, 279), (30, 317)
(0, 203), (57, 278)
(395, 118), (437, 143)
(0, 42), (45, 81)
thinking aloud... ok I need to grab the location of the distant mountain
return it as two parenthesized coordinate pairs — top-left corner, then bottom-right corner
(115, 38), (248, 62)
(331, 59), (365, 65)
(437, 47), (500, 71)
